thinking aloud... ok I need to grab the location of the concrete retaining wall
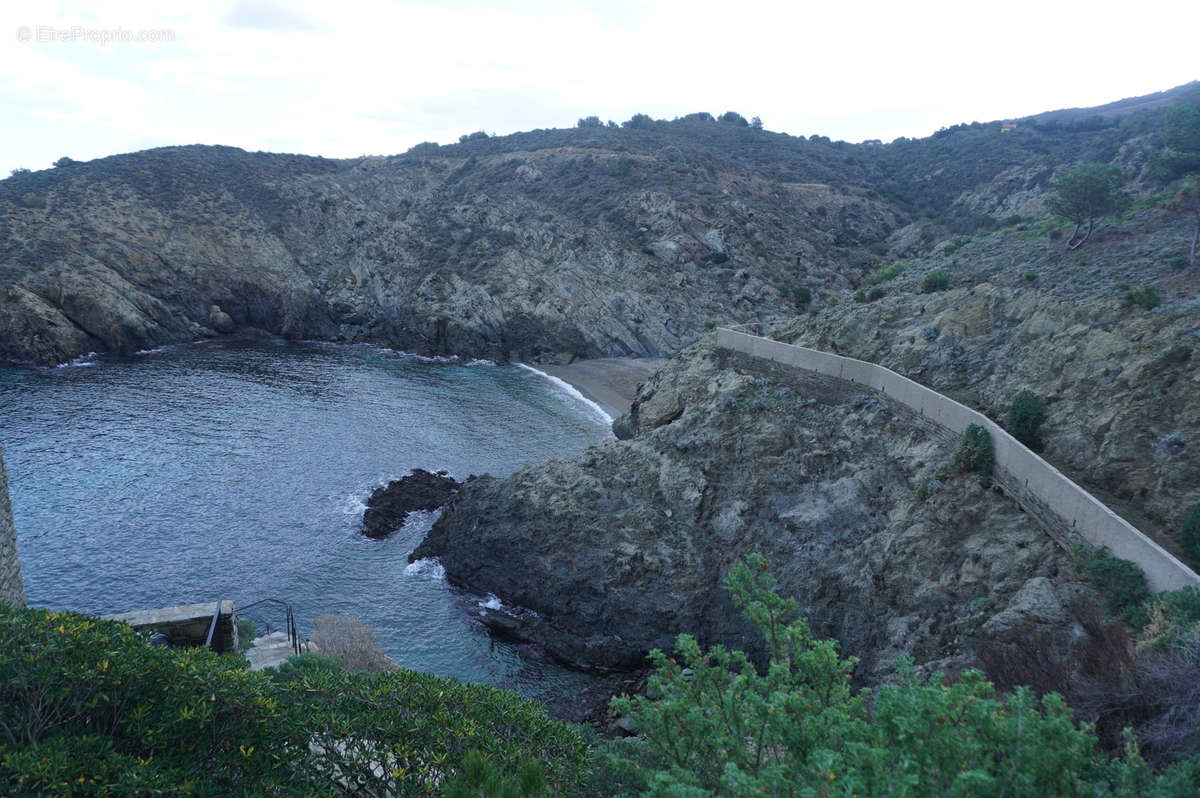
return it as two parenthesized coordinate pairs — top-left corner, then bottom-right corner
(717, 328), (1200, 593)
(0, 441), (25, 608)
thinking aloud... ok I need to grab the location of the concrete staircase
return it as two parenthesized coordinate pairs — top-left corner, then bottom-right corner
(244, 631), (305, 671)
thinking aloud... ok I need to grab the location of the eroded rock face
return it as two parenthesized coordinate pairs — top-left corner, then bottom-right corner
(0, 142), (896, 365)
(777, 282), (1200, 555)
(361, 470), (461, 539)
(413, 342), (1094, 678)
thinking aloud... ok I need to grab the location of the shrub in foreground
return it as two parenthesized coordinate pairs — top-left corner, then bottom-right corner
(597, 555), (1200, 796)
(0, 605), (587, 796)
(1124, 285), (1162, 310)
(921, 269), (950, 292)
(863, 259), (908, 286)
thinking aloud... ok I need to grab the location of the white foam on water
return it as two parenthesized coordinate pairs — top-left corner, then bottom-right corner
(300, 340), (494, 366)
(478, 593), (503, 610)
(341, 491), (370, 516)
(134, 345), (174, 356)
(54, 352), (98, 368)
(404, 557), (446, 582)
(516, 363), (613, 425)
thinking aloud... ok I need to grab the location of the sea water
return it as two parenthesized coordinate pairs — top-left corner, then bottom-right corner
(0, 339), (610, 697)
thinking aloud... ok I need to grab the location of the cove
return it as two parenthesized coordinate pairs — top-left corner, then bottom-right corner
(0, 338), (610, 698)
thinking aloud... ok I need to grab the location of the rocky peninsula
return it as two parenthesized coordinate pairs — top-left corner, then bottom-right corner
(413, 338), (1102, 679)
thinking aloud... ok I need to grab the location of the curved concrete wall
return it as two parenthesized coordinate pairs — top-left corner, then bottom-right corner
(0, 441), (26, 608)
(717, 328), (1200, 594)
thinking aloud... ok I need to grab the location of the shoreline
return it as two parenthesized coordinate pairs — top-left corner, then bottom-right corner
(527, 357), (667, 422)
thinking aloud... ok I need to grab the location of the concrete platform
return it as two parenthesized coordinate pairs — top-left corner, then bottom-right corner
(103, 600), (235, 651)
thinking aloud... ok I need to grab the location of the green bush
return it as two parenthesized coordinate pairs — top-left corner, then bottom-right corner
(921, 269), (950, 292)
(1183, 503), (1200, 561)
(236, 617), (256, 650)
(1009, 390), (1047, 451)
(0, 605), (588, 796)
(443, 749), (547, 798)
(863, 259), (908, 286)
(1124, 285), (1161, 310)
(943, 235), (971, 254)
(0, 607), (306, 794)
(607, 156), (633, 176)
(270, 651), (343, 683)
(598, 554), (1193, 796)
(1073, 545), (1151, 627)
(1140, 586), (1200, 650)
(952, 423), (994, 477)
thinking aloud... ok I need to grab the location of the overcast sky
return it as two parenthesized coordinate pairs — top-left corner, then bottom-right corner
(2, 0), (1197, 176)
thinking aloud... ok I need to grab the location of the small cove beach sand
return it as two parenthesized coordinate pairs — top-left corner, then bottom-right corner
(530, 358), (667, 421)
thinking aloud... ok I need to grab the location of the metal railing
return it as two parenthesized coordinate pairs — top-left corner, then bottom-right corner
(234, 598), (303, 656)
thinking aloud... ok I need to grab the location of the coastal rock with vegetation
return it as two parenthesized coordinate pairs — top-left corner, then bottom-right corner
(5, 82), (1197, 369)
(413, 340), (1098, 678)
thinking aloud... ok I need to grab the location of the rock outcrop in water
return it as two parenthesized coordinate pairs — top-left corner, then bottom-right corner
(413, 341), (1100, 678)
(362, 470), (462, 539)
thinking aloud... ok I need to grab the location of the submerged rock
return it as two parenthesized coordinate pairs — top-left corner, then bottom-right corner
(362, 469), (461, 538)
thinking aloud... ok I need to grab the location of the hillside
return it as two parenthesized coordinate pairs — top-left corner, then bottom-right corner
(399, 87), (1200, 688)
(2, 83), (1196, 367)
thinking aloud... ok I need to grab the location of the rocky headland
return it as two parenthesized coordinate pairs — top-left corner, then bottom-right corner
(413, 338), (1106, 680)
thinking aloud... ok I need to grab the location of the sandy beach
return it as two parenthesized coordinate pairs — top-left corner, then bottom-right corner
(534, 357), (667, 421)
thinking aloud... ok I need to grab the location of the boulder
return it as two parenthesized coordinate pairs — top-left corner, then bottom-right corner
(208, 305), (235, 334)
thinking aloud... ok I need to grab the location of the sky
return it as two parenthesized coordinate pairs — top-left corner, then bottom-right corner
(1, 0), (1197, 176)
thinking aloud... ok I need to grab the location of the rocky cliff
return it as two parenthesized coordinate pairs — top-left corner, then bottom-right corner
(0, 132), (899, 365)
(774, 235), (1200, 556)
(5, 83), (1196, 367)
(413, 340), (1101, 679)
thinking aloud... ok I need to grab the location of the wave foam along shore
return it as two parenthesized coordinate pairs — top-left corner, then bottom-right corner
(518, 357), (667, 424)
(516, 363), (614, 426)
